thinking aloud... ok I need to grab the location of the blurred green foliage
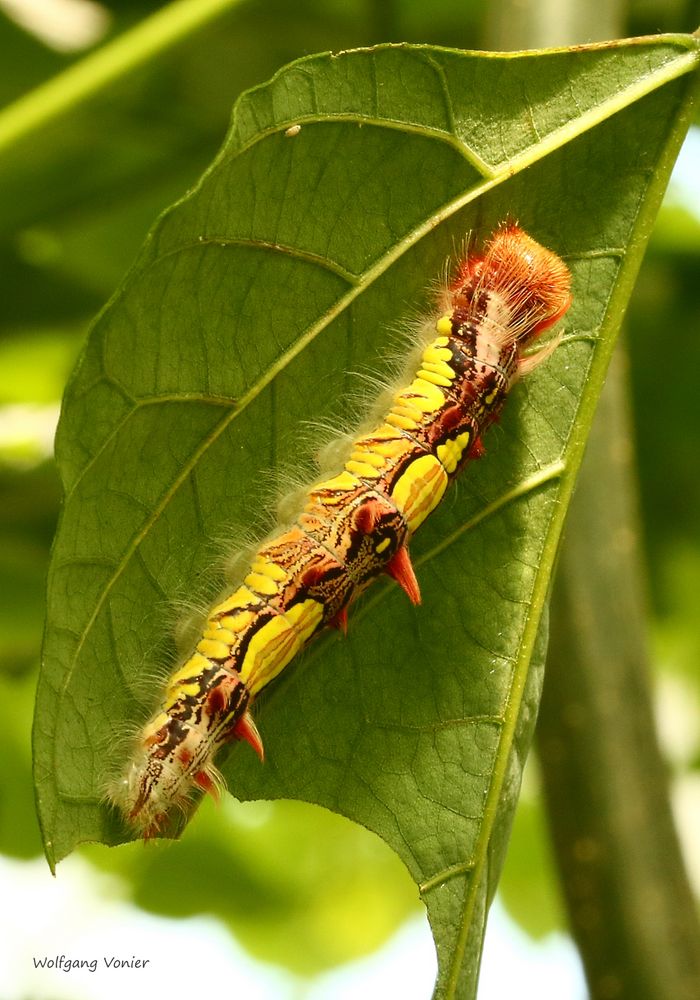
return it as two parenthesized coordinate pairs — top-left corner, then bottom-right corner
(2, 0), (698, 982)
(83, 796), (419, 973)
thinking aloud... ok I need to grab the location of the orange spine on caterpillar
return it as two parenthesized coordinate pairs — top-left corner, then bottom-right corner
(107, 223), (572, 838)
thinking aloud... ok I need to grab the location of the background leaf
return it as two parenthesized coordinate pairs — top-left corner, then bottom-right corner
(34, 36), (700, 997)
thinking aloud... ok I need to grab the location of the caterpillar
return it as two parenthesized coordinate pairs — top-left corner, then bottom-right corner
(107, 223), (572, 838)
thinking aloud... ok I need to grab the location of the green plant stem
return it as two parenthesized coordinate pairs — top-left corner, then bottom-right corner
(537, 350), (700, 999)
(0, 0), (244, 154)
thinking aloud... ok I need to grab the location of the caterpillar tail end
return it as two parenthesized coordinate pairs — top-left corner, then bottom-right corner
(385, 546), (421, 605)
(233, 709), (265, 762)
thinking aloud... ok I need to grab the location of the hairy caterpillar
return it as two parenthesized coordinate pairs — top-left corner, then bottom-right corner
(108, 224), (572, 838)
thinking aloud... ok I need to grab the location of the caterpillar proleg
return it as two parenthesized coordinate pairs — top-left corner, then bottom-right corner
(107, 224), (572, 838)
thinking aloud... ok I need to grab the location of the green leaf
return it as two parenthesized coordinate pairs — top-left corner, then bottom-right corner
(34, 37), (700, 998)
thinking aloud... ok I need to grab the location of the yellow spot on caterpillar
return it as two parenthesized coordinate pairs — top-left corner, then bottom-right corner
(250, 557), (288, 582)
(346, 459), (382, 478)
(349, 448), (386, 469)
(417, 362), (454, 387)
(211, 586), (261, 617)
(314, 471), (362, 493)
(414, 378), (446, 409)
(350, 428), (409, 465)
(244, 571), (282, 596)
(197, 638), (231, 660)
(284, 599), (324, 643)
(391, 453), (448, 533)
(390, 401), (423, 422)
(203, 626), (236, 644)
(219, 611), (257, 633)
(173, 653), (210, 679)
(238, 618), (299, 692)
(423, 342), (452, 364)
(374, 442), (408, 458)
(375, 537), (391, 554)
(393, 378), (445, 417)
(240, 600), (323, 694)
(437, 431), (471, 474)
(436, 315), (452, 335)
(164, 682), (198, 711)
(358, 439), (409, 460)
(356, 424), (406, 455)
(385, 411), (418, 432)
(163, 654), (211, 709)
(367, 424), (404, 441)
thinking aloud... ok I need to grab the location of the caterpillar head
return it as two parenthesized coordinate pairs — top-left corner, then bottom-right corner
(450, 224), (572, 350)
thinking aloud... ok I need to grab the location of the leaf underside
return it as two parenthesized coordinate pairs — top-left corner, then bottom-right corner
(34, 36), (699, 999)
